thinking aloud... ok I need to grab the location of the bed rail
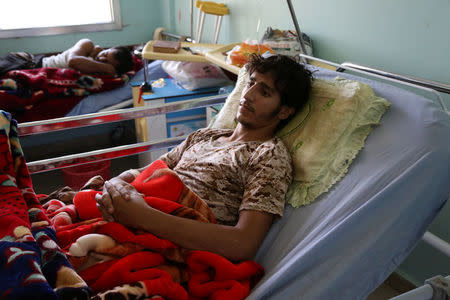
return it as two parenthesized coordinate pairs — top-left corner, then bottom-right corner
(18, 94), (227, 136)
(21, 94), (228, 173)
(389, 275), (450, 300)
(336, 62), (450, 95)
(26, 135), (187, 174)
(300, 54), (449, 113)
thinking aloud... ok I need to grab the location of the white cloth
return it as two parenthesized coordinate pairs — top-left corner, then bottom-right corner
(42, 50), (71, 68)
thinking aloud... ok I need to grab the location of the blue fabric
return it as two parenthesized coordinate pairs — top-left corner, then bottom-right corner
(66, 60), (169, 116)
(249, 67), (450, 300)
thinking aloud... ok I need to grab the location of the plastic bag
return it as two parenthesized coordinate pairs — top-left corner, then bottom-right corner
(226, 40), (274, 67)
(161, 61), (232, 91)
(261, 27), (313, 57)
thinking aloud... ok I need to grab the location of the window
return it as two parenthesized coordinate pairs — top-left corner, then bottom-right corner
(0, 0), (122, 39)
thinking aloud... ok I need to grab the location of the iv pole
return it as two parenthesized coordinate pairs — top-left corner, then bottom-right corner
(286, 0), (308, 64)
(190, 0), (194, 42)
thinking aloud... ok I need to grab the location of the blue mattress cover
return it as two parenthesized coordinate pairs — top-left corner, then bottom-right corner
(248, 67), (450, 299)
(66, 60), (169, 116)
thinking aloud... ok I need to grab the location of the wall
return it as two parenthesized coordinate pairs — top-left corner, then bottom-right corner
(0, 0), (162, 55)
(161, 0), (449, 286)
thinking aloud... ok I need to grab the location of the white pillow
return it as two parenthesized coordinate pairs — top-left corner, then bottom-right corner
(209, 66), (248, 129)
(162, 61), (232, 91)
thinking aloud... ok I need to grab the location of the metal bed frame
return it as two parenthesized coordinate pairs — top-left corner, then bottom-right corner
(19, 55), (449, 299)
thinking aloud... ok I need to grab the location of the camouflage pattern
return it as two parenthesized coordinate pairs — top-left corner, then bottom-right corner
(160, 128), (293, 225)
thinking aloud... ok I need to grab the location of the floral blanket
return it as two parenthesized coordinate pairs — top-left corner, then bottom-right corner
(0, 110), (89, 299)
(0, 61), (139, 122)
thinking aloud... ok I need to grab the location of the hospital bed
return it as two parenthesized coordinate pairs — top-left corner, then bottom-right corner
(18, 56), (450, 299)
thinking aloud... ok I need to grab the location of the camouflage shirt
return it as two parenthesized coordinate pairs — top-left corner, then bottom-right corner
(159, 128), (293, 225)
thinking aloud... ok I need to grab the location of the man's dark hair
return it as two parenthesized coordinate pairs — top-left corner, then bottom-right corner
(112, 46), (133, 74)
(246, 54), (313, 131)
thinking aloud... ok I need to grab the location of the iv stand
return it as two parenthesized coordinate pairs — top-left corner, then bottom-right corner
(286, 0), (308, 64)
(190, 0), (194, 42)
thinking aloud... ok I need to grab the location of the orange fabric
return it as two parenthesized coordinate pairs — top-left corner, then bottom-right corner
(132, 160), (183, 201)
(230, 42), (274, 67)
(73, 189), (102, 220)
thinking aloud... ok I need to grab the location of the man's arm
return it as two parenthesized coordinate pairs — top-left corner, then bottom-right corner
(67, 38), (116, 75)
(98, 179), (273, 261)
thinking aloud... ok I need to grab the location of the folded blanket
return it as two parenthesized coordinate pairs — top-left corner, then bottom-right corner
(0, 111), (90, 299)
(43, 159), (264, 299)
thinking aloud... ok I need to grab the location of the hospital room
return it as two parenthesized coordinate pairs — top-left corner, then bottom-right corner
(0, 0), (448, 299)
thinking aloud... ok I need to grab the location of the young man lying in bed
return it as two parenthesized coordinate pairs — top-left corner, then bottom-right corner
(96, 54), (313, 261)
(0, 38), (133, 76)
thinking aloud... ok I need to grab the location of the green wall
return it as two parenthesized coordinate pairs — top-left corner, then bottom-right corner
(0, 0), (162, 55)
(162, 0), (449, 287)
(162, 0), (450, 108)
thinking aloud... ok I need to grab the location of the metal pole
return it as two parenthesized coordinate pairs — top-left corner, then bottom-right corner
(422, 231), (450, 257)
(286, 0), (308, 63)
(190, 0), (194, 41)
(213, 15), (223, 44)
(197, 11), (206, 43)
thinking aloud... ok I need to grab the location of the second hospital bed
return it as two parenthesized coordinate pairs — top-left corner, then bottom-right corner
(19, 57), (450, 299)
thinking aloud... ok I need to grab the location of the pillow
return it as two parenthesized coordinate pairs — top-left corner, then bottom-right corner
(279, 77), (390, 207)
(162, 61), (232, 91)
(210, 66), (390, 207)
(209, 65), (248, 129)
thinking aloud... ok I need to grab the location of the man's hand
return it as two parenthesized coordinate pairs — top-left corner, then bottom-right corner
(95, 176), (140, 222)
(101, 180), (148, 228)
(117, 169), (140, 183)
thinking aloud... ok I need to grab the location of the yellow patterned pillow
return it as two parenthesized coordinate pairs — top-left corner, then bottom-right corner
(278, 78), (390, 207)
(210, 69), (390, 207)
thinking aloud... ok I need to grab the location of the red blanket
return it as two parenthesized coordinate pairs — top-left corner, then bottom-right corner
(42, 160), (264, 299)
(0, 57), (141, 122)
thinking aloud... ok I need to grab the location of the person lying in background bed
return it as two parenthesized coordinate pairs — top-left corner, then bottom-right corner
(96, 54), (313, 261)
(0, 38), (133, 76)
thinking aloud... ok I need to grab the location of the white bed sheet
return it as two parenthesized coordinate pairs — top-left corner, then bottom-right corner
(249, 66), (450, 299)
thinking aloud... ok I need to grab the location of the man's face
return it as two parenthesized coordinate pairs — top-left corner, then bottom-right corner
(236, 71), (285, 130)
(95, 49), (119, 68)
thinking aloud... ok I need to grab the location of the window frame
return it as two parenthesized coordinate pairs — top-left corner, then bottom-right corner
(0, 0), (122, 39)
